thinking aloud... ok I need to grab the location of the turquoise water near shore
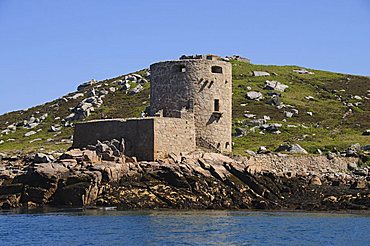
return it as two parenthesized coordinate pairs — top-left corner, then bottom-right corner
(0, 209), (369, 245)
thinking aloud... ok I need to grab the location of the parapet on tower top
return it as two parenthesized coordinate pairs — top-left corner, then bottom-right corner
(179, 54), (222, 61)
(179, 54), (250, 63)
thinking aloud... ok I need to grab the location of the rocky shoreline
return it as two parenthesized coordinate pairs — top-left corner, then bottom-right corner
(0, 144), (369, 211)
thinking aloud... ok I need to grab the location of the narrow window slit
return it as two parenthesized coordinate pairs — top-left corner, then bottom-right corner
(208, 81), (214, 88)
(214, 99), (220, 112)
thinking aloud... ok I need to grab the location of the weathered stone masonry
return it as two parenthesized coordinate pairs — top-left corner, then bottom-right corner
(73, 118), (195, 161)
(150, 57), (232, 152)
(73, 55), (232, 161)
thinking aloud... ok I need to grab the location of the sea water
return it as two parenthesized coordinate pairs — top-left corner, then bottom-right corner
(0, 209), (369, 245)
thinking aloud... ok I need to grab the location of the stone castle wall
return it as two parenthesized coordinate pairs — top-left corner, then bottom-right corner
(245, 155), (357, 174)
(153, 117), (195, 160)
(72, 118), (195, 161)
(73, 119), (155, 160)
(150, 59), (232, 153)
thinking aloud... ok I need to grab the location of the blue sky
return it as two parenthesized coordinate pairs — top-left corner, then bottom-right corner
(0, 0), (370, 114)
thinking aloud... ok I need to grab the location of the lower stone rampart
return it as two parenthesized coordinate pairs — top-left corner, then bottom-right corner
(244, 155), (358, 175)
(153, 117), (195, 160)
(72, 117), (195, 161)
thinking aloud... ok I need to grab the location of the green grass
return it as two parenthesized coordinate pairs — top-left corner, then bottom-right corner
(231, 60), (369, 155)
(0, 61), (369, 155)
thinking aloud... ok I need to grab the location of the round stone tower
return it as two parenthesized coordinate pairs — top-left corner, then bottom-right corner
(149, 55), (232, 152)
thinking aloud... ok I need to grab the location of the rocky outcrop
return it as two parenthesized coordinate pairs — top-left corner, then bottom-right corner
(77, 79), (97, 91)
(264, 80), (289, 92)
(253, 71), (270, 77)
(0, 150), (369, 210)
(246, 91), (264, 101)
(293, 69), (314, 75)
(275, 144), (308, 154)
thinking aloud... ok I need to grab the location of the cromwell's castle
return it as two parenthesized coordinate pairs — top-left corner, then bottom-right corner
(73, 55), (232, 160)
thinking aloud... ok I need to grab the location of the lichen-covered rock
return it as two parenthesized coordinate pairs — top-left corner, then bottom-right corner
(309, 176), (322, 186)
(253, 71), (270, 77)
(264, 80), (289, 92)
(246, 91), (264, 101)
(127, 84), (143, 95)
(275, 144), (308, 154)
(33, 153), (55, 163)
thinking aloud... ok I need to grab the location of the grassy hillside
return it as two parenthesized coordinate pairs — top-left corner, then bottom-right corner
(231, 61), (369, 154)
(0, 60), (369, 155)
